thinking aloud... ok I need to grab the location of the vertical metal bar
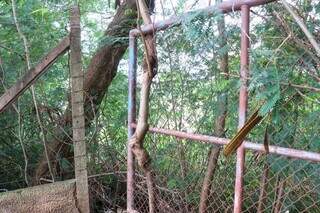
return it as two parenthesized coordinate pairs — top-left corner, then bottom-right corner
(127, 33), (137, 212)
(234, 4), (250, 213)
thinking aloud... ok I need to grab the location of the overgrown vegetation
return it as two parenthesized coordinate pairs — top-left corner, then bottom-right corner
(0, 0), (319, 212)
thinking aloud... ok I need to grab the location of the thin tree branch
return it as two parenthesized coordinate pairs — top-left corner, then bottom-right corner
(273, 11), (320, 65)
(0, 44), (25, 60)
(17, 102), (29, 186)
(221, 73), (320, 92)
(11, 0), (55, 183)
(281, 0), (320, 56)
(10, 0), (30, 186)
(295, 88), (320, 104)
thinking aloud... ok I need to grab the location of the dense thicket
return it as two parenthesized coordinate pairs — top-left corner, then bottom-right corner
(0, 0), (319, 212)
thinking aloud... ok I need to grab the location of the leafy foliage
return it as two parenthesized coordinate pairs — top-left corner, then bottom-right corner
(0, 0), (319, 212)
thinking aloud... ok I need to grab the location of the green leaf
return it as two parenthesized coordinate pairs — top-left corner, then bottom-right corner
(259, 90), (280, 116)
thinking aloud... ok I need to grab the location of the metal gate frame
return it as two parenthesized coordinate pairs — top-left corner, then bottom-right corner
(127, 0), (320, 212)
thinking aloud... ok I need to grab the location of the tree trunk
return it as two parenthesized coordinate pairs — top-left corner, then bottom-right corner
(257, 162), (269, 213)
(33, 0), (138, 183)
(199, 10), (229, 213)
(272, 176), (286, 213)
(199, 146), (221, 213)
(129, 1), (158, 212)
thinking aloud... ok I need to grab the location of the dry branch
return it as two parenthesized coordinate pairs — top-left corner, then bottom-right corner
(281, 0), (320, 56)
(11, 0), (30, 186)
(11, 0), (56, 183)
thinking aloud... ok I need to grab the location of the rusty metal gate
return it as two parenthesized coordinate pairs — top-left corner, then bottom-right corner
(127, 0), (320, 212)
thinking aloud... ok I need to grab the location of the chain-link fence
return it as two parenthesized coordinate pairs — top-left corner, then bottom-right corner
(127, 1), (320, 212)
(0, 1), (319, 213)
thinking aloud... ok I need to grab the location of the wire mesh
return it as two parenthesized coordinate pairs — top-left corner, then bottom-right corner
(129, 3), (320, 212)
(0, 1), (319, 213)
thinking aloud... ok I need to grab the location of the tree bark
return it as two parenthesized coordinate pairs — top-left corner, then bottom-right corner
(128, 0), (158, 212)
(257, 162), (269, 213)
(199, 10), (229, 213)
(273, 177), (286, 213)
(33, 0), (138, 183)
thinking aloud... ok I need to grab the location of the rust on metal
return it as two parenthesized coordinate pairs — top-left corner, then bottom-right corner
(130, 123), (320, 162)
(0, 36), (70, 113)
(219, 0), (276, 13)
(234, 4), (250, 213)
(130, 0), (277, 36)
(126, 0), (286, 211)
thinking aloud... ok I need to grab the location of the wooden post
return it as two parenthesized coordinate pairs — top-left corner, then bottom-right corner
(70, 5), (90, 212)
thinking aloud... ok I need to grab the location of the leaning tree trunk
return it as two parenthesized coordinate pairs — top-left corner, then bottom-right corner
(199, 8), (229, 213)
(33, 0), (138, 183)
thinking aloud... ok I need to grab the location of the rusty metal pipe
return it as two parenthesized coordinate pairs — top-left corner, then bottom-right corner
(130, 123), (320, 163)
(127, 35), (137, 212)
(234, 4), (250, 213)
(130, 0), (277, 36)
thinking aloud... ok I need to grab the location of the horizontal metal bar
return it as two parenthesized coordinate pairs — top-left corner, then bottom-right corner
(130, 123), (320, 163)
(0, 36), (70, 113)
(130, 0), (277, 36)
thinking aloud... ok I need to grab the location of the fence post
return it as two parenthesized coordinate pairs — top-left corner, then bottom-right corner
(70, 5), (90, 212)
(234, 4), (250, 213)
(127, 32), (137, 212)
